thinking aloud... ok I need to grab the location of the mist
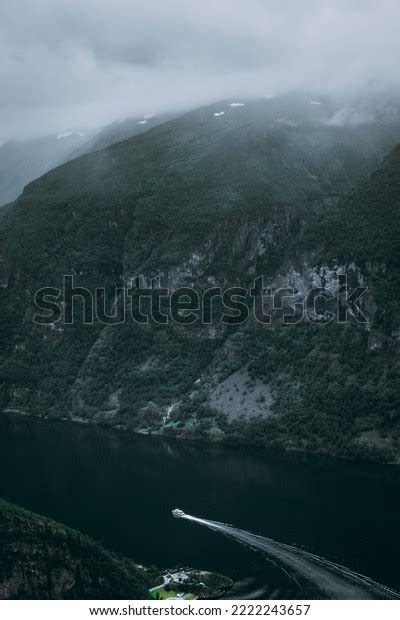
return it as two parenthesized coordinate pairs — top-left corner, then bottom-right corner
(1, 0), (400, 143)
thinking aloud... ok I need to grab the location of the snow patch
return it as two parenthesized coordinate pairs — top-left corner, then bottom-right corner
(57, 131), (75, 139)
(214, 111), (225, 117)
(229, 102), (245, 107)
(137, 120), (147, 125)
(310, 101), (322, 105)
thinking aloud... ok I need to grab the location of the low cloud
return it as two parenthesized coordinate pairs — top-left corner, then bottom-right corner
(1, 0), (400, 142)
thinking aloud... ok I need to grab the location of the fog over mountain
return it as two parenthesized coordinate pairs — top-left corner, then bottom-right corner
(1, 0), (400, 143)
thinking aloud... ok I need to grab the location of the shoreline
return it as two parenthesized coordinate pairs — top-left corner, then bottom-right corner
(2, 407), (399, 467)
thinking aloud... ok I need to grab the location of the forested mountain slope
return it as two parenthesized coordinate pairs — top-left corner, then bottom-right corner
(0, 500), (152, 599)
(0, 113), (175, 207)
(0, 97), (399, 462)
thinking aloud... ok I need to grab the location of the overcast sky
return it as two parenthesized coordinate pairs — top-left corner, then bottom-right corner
(1, 0), (399, 143)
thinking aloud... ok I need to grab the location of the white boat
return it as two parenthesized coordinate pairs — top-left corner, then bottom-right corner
(172, 508), (186, 518)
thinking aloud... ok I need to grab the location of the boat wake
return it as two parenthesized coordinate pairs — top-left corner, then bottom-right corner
(172, 509), (400, 600)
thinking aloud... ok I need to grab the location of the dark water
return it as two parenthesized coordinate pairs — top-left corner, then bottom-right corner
(1, 413), (400, 598)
